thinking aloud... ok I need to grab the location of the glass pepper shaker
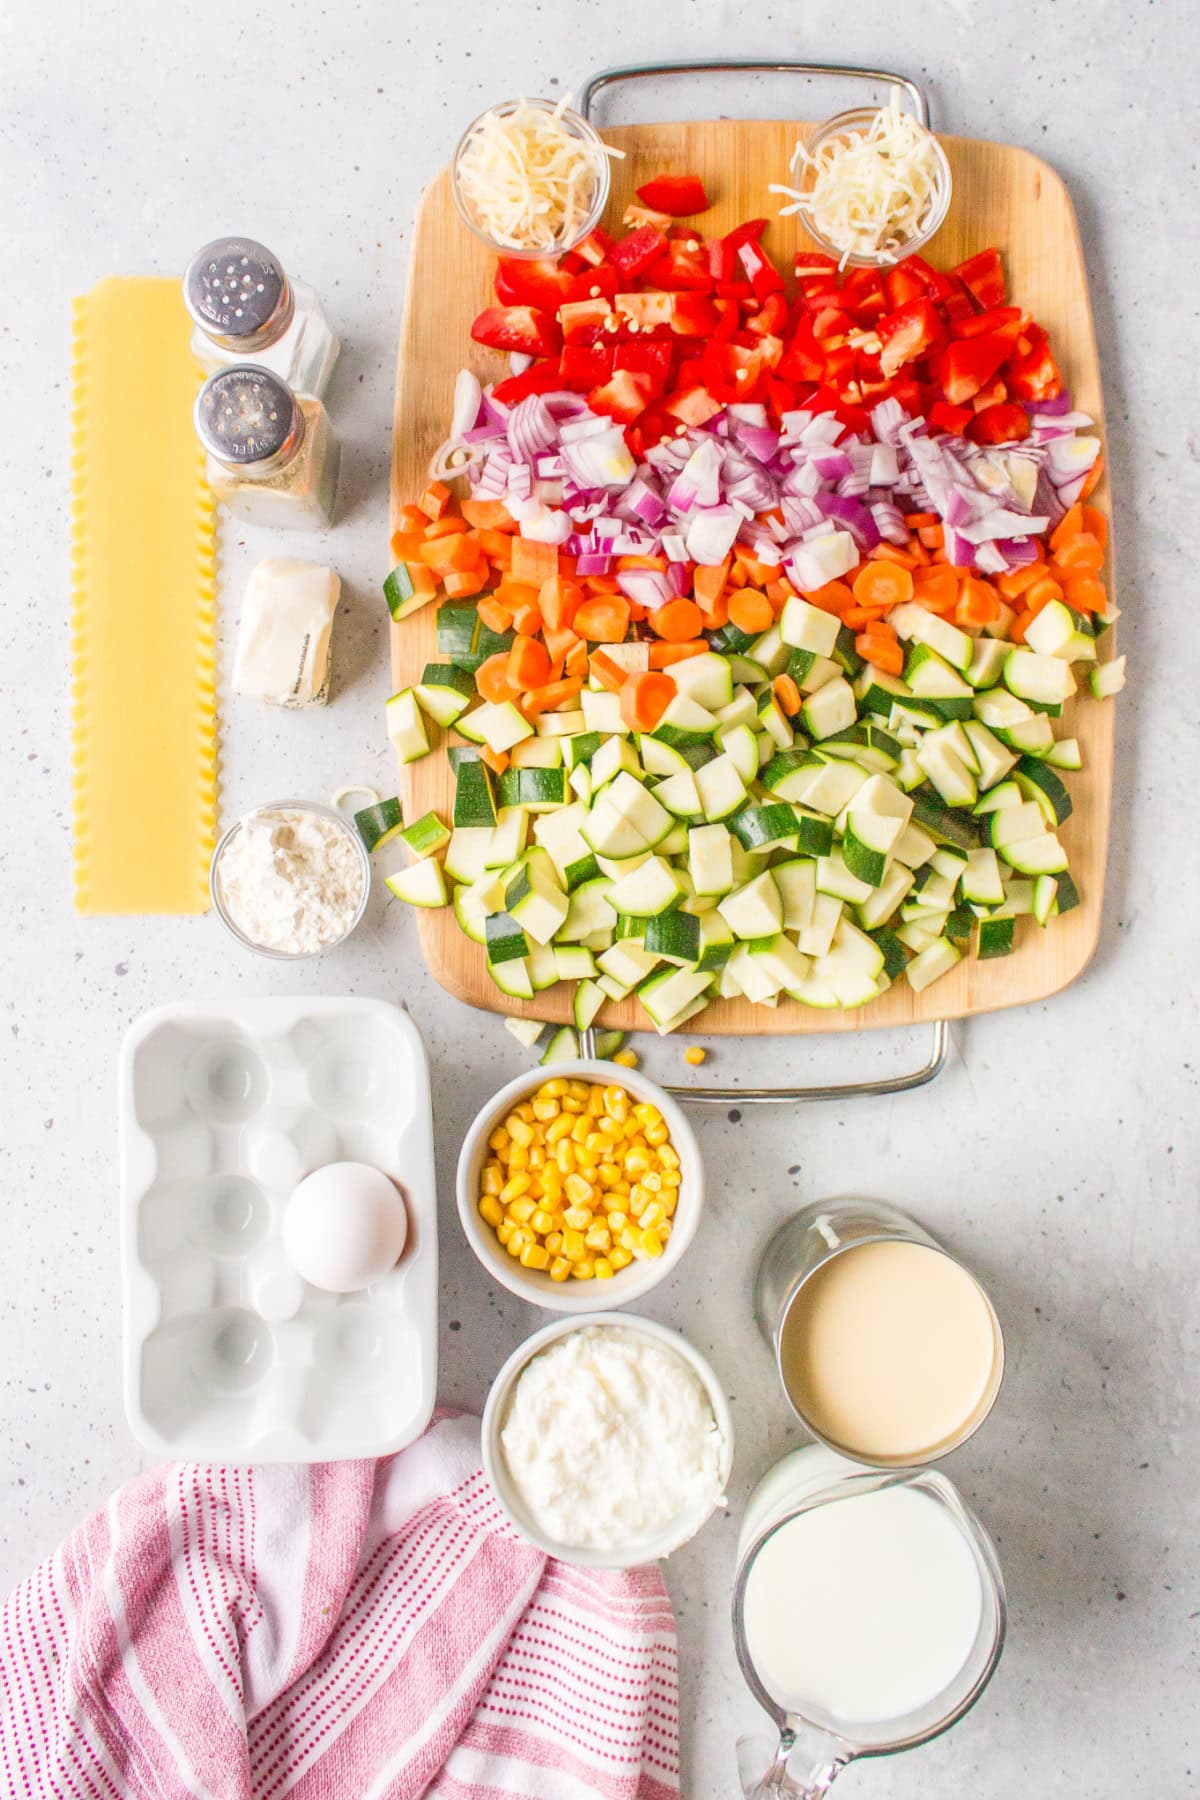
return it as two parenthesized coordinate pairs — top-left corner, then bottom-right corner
(183, 237), (340, 401)
(195, 366), (341, 530)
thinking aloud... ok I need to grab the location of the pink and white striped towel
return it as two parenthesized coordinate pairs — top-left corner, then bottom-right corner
(0, 1413), (680, 1799)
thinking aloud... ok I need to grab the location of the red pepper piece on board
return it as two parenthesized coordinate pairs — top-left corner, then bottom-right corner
(635, 173), (711, 216)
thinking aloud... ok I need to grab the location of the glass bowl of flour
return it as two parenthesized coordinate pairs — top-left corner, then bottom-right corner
(210, 799), (371, 959)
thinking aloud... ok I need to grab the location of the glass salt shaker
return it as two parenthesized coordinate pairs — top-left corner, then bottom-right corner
(183, 237), (340, 401)
(195, 366), (340, 530)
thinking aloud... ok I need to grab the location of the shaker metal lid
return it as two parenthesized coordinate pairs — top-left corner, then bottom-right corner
(184, 237), (289, 339)
(195, 366), (301, 466)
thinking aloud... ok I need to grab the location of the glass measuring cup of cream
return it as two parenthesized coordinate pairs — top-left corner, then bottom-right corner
(755, 1200), (1003, 1466)
(731, 1446), (1005, 1797)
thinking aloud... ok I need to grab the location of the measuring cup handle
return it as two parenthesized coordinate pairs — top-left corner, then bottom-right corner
(737, 1728), (848, 1797)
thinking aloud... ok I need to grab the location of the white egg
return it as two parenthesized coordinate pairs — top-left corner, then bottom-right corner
(282, 1162), (408, 1293)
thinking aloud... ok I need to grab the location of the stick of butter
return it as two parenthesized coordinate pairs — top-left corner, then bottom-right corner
(233, 558), (341, 707)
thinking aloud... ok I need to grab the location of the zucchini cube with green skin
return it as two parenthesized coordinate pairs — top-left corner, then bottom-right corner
(854, 860), (914, 930)
(718, 722), (760, 783)
(730, 804), (801, 853)
(998, 833), (1070, 877)
(553, 946), (596, 981)
(966, 637), (1010, 690)
(456, 699), (534, 754)
(773, 858), (816, 933)
(509, 734), (564, 770)
(414, 663), (475, 727)
(694, 753), (748, 821)
(1004, 648), (1077, 708)
(961, 848), (1005, 906)
(504, 852), (569, 945)
(590, 736), (642, 788)
(1089, 656), (1126, 699)
(714, 687), (760, 730)
(573, 978), (606, 1031)
(977, 915), (1016, 958)
(916, 736), (978, 809)
(644, 909), (701, 966)
(696, 909), (736, 970)
(748, 623), (789, 675)
(504, 1016), (548, 1049)
(597, 940), (661, 991)
(819, 723), (902, 772)
(560, 877), (618, 943)
(756, 692), (794, 751)
(1045, 736), (1083, 772)
(453, 758), (497, 829)
(385, 859), (447, 908)
(496, 767), (568, 813)
(485, 912), (530, 966)
(869, 926), (909, 981)
(761, 747), (822, 803)
(801, 676), (857, 741)
(789, 810), (835, 856)
(605, 856), (682, 919)
(893, 822), (937, 869)
(400, 811), (451, 860)
(486, 807), (529, 868)
(842, 809), (904, 888)
(353, 797), (404, 853)
(688, 822), (734, 896)
(989, 801), (1047, 852)
(489, 957), (535, 1000)
(855, 667), (911, 718)
(717, 870), (783, 940)
(905, 935), (962, 992)
(445, 829), (496, 887)
(385, 689), (430, 764)
(1024, 599), (1097, 662)
(904, 646), (975, 719)
(668, 652), (734, 712)
(1053, 870), (1081, 914)
(1015, 757), (1073, 825)
(797, 891), (843, 957)
(746, 933), (811, 993)
(536, 709), (586, 738)
(606, 772), (673, 848)
(653, 768), (703, 818)
(581, 689), (628, 736)
(963, 720), (1017, 792)
(383, 563), (435, 622)
(780, 596), (841, 658)
(638, 966), (714, 1031)
(816, 849), (875, 906)
(887, 602), (974, 673)
(564, 730), (603, 769)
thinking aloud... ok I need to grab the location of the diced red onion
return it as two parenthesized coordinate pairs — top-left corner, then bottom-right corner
(666, 561), (692, 597)
(815, 492), (881, 549)
(685, 505), (741, 566)
(616, 568), (673, 608)
(575, 551), (613, 576)
(661, 532), (688, 562)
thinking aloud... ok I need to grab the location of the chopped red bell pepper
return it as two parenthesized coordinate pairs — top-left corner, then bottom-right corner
(471, 304), (561, 359)
(635, 173), (711, 216)
(810, 306), (853, 342)
(700, 338), (763, 401)
(559, 297), (614, 345)
(883, 254), (939, 309)
(763, 374), (798, 419)
(574, 226), (615, 268)
(929, 398), (974, 435)
(877, 296), (944, 377)
(744, 292), (790, 339)
(777, 317), (826, 385)
(967, 402), (1031, 444)
(839, 267), (888, 324)
(587, 368), (657, 423)
(649, 238), (716, 292)
(609, 226), (669, 282)
(953, 305), (1024, 344)
(737, 239), (785, 299)
(494, 258), (574, 312)
(565, 264), (618, 303)
(953, 247), (1006, 310)
(559, 342), (614, 391)
(971, 374), (1008, 411)
(1005, 331), (1062, 401)
(664, 384), (724, 425)
(669, 293), (721, 337)
(937, 333), (1012, 405)
(491, 361), (566, 404)
(793, 250), (839, 278)
(614, 337), (673, 396)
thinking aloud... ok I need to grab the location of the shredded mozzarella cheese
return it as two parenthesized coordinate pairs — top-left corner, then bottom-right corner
(771, 98), (949, 266)
(455, 95), (622, 253)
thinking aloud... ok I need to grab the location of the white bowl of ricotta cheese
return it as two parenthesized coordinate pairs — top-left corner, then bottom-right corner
(482, 1312), (734, 1569)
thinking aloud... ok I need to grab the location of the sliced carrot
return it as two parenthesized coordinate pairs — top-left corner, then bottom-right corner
(542, 624), (579, 666)
(804, 579), (855, 617)
(843, 604), (891, 628)
(1063, 575), (1106, 615)
(727, 560), (749, 589)
(479, 745), (510, 775)
(870, 542), (919, 571)
(1055, 533), (1104, 572)
(494, 578), (540, 610)
(997, 563), (1042, 601)
(1010, 608), (1035, 645)
(856, 631), (904, 676)
(956, 576), (1001, 629)
(616, 553), (668, 572)
(649, 597), (704, 641)
(853, 560), (915, 610)
(564, 640), (589, 680)
(1049, 502), (1084, 551)
(773, 674), (802, 717)
(903, 511), (939, 529)
(473, 528), (514, 568)
(476, 651), (516, 703)
(648, 640), (708, 668)
(912, 565), (960, 615)
(727, 588), (773, 635)
(460, 498), (516, 531)
(693, 558), (730, 613)
(558, 552), (578, 579)
(510, 537), (560, 585)
(916, 523), (944, 550)
(417, 481), (452, 521)
(1082, 504), (1108, 549)
(582, 573), (623, 596)
(573, 597), (631, 643)
(419, 532), (478, 574)
(389, 529), (425, 564)
(539, 577), (582, 631)
(765, 578), (795, 607)
(589, 649), (628, 693)
(522, 678), (584, 717)
(1080, 455), (1105, 500)
(1024, 575), (1064, 617)
(395, 503), (430, 535)
(701, 590), (729, 629)
(423, 515), (466, 541)
(443, 567), (488, 599)
(510, 599), (542, 636)
(476, 596), (514, 634)
(619, 671), (677, 731)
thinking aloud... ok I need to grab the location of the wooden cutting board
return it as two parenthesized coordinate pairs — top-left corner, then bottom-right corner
(390, 121), (1115, 1034)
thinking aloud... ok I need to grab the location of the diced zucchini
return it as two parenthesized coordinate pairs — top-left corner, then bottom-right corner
(606, 856), (683, 919)
(354, 796), (404, 853)
(540, 1026), (579, 1066)
(504, 1016), (547, 1049)
(400, 811), (451, 860)
(977, 915), (1016, 959)
(456, 699), (534, 753)
(504, 850), (569, 945)
(385, 859), (447, 907)
(485, 912), (530, 966)
(454, 757), (497, 828)
(905, 935), (962, 991)
(888, 602), (973, 672)
(801, 677), (857, 741)
(414, 663), (475, 727)
(573, 978), (606, 1031)
(385, 689), (431, 764)
(1089, 656), (1126, 700)
(1004, 649), (1077, 708)
(695, 753), (748, 821)
(717, 870), (783, 940)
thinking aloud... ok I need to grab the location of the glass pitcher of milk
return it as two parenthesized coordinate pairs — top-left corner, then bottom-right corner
(731, 1447), (1005, 1797)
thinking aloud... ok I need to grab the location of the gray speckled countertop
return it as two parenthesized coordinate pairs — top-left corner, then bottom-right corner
(1, 2), (1196, 1793)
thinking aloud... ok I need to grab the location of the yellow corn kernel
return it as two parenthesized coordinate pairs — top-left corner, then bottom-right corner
(546, 1113), (574, 1144)
(619, 1225), (639, 1253)
(586, 1085), (606, 1115)
(482, 1160), (504, 1192)
(496, 1219), (515, 1246)
(603, 1083), (628, 1118)
(531, 1098), (558, 1122)
(685, 1046), (707, 1066)
(562, 1229), (586, 1259)
(544, 1230), (564, 1255)
(659, 1220), (672, 1239)
(542, 1077), (570, 1099)
(607, 1181), (631, 1202)
(624, 1147), (650, 1178)
(555, 1139), (577, 1175)
(507, 1144), (530, 1172)
(613, 1048), (638, 1068)
(478, 1195), (504, 1228)
(660, 1193), (677, 1219)
(570, 1114), (590, 1141)
(527, 1146), (546, 1171)
(645, 1122), (669, 1146)
(500, 1173), (532, 1205)
(561, 1096), (585, 1114)
(562, 1209), (592, 1235)
(595, 1258), (615, 1279)
(565, 1174), (594, 1206)
(520, 1242), (551, 1270)
(509, 1118), (534, 1148)
(633, 1102), (661, 1128)
(608, 1245), (633, 1270)
(488, 1126), (510, 1153)
(598, 1162), (621, 1186)
(580, 1131), (604, 1157)
(530, 1208), (556, 1234)
(607, 1210), (628, 1232)
(629, 1184), (650, 1216)
(660, 1168), (681, 1189)
(568, 1081), (590, 1102)
(657, 1144), (680, 1171)
(570, 1257), (595, 1279)
(516, 1102), (536, 1122)
(636, 1229), (664, 1259)
(507, 1230), (531, 1258)
(585, 1225), (611, 1252)
(549, 1256), (571, 1282)
(638, 1199), (665, 1230)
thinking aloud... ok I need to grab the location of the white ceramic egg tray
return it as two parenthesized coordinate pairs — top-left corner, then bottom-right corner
(119, 997), (437, 1463)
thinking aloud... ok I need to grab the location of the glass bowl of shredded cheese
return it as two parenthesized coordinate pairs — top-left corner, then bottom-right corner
(771, 99), (952, 269)
(452, 96), (618, 258)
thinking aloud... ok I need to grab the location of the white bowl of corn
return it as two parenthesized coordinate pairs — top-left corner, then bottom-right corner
(456, 1060), (704, 1312)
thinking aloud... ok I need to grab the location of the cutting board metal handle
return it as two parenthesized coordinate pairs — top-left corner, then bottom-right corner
(579, 59), (930, 129)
